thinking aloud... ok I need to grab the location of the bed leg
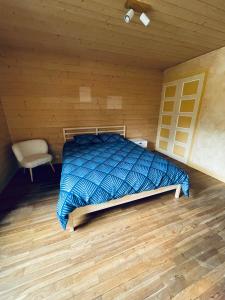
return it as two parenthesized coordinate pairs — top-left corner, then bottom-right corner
(69, 225), (75, 232)
(68, 212), (87, 232)
(68, 214), (75, 232)
(175, 185), (181, 199)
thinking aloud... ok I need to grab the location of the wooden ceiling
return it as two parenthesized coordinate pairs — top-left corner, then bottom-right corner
(1, 0), (225, 69)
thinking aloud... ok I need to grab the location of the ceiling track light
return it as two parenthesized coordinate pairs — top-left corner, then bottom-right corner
(124, 8), (134, 23)
(140, 12), (150, 27)
(124, 0), (151, 27)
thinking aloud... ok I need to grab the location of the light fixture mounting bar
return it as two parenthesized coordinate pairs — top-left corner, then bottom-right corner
(125, 0), (151, 13)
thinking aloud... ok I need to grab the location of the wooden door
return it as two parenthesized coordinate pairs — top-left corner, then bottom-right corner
(156, 73), (205, 163)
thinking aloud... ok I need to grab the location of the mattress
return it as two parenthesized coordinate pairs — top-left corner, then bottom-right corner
(57, 138), (189, 229)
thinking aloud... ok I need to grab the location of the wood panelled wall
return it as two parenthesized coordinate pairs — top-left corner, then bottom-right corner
(0, 98), (17, 192)
(0, 48), (162, 162)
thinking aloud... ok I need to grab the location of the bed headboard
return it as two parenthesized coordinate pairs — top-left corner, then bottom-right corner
(63, 125), (126, 142)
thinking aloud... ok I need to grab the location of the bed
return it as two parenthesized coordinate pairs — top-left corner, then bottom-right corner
(57, 126), (189, 231)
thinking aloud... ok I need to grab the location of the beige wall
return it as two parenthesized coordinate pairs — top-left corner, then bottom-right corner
(0, 48), (162, 162)
(164, 47), (225, 182)
(0, 98), (17, 192)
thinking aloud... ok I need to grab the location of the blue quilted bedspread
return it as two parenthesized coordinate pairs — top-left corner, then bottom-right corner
(57, 139), (189, 229)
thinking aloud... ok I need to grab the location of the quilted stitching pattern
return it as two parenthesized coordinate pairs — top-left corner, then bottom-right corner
(57, 140), (189, 229)
(73, 134), (102, 145)
(98, 133), (125, 143)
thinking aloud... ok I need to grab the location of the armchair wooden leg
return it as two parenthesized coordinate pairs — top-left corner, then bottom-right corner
(29, 168), (33, 182)
(49, 162), (55, 173)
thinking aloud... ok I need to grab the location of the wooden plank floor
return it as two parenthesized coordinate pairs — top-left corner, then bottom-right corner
(0, 162), (225, 299)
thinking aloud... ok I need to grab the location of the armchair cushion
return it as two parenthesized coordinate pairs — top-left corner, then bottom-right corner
(12, 139), (48, 162)
(21, 153), (53, 168)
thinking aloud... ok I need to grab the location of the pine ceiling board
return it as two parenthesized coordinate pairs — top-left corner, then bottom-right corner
(1, 9), (204, 64)
(3, 24), (209, 60)
(0, 11), (215, 63)
(0, 0), (225, 69)
(145, 0), (225, 36)
(93, 0), (225, 33)
(0, 0), (214, 53)
(0, 42), (171, 70)
(200, 0), (225, 11)
(164, 0), (225, 22)
(0, 0), (223, 47)
(57, 0), (225, 42)
(0, 21), (204, 64)
(0, 12), (196, 57)
(0, 27), (184, 61)
(84, 0), (225, 39)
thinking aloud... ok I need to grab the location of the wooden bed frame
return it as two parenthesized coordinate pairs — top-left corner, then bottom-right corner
(63, 126), (181, 231)
(63, 125), (126, 142)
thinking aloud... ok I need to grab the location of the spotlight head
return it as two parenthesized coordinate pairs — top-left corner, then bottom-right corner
(124, 9), (134, 23)
(140, 12), (150, 27)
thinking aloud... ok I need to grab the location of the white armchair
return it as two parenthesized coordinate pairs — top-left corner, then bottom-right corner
(12, 139), (55, 182)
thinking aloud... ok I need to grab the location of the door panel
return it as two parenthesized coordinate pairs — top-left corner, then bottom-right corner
(182, 80), (199, 95)
(177, 116), (192, 128)
(161, 115), (172, 126)
(180, 99), (195, 112)
(156, 74), (205, 163)
(173, 144), (186, 157)
(175, 131), (189, 143)
(159, 140), (168, 151)
(160, 128), (170, 139)
(165, 85), (177, 98)
(163, 101), (175, 112)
